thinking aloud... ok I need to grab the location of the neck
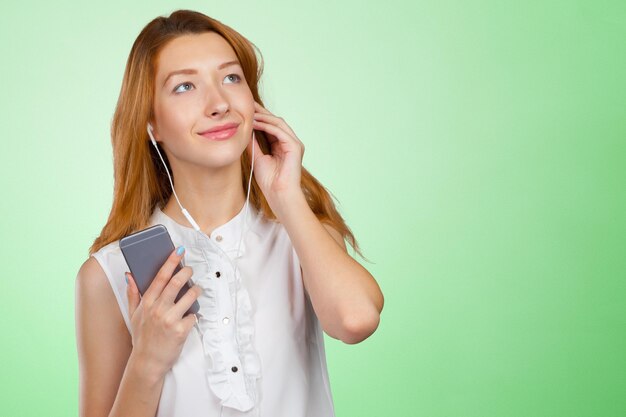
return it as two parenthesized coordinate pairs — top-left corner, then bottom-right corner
(162, 159), (247, 236)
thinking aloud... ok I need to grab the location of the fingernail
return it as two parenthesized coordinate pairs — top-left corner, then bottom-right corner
(176, 245), (185, 256)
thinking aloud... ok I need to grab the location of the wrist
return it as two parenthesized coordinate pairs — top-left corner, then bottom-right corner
(127, 350), (166, 387)
(272, 187), (307, 220)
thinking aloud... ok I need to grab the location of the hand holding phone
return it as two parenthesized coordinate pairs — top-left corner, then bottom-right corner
(120, 224), (199, 316)
(120, 224), (202, 377)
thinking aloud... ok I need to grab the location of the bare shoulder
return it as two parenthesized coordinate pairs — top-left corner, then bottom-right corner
(76, 256), (107, 289)
(75, 256), (132, 417)
(75, 256), (126, 319)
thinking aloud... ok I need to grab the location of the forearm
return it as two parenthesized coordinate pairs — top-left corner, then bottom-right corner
(275, 189), (383, 343)
(108, 352), (166, 417)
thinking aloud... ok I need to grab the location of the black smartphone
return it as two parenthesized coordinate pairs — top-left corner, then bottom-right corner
(119, 224), (199, 316)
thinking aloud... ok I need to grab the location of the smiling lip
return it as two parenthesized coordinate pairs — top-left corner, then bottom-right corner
(198, 123), (239, 141)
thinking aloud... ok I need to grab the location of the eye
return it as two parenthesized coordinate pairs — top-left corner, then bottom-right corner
(172, 74), (242, 94)
(224, 73), (242, 84)
(173, 82), (194, 94)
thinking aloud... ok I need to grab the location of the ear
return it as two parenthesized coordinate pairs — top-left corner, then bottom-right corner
(147, 121), (160, 143)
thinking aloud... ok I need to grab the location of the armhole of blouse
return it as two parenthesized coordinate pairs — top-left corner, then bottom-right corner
(90, 252), (132, 333)
(292, 245), (312, 302)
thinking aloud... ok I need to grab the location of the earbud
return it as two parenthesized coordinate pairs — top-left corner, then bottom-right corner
(147, 123), (157, 147)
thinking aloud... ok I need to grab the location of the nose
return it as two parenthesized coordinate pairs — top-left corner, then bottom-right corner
(204, 88), (230, 117)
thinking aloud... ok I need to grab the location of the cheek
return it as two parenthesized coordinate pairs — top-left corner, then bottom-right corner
(156, 102), (196, 136)
(231, 88), (255, 115)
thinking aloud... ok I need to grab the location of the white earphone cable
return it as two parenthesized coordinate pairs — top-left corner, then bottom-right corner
(147, 123), (260, 413)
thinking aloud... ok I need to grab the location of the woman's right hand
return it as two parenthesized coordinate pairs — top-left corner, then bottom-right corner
(125, 246), (201, 378)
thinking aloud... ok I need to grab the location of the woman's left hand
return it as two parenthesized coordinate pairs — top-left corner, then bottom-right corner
(247, 101), (305, 206)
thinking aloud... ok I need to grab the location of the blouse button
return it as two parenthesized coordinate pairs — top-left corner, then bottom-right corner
(215, 235), (223, 242)
(215, 271), (221, 278)
(231, 366), (238, 372)
(222, 317), (230, 324)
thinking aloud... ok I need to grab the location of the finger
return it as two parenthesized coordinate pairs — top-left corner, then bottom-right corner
(252, 119), (298, 149)
(142, 246), (185, 305)
(253, 112), (298, 139)
(183, 312), (200, 333)
(252, 120), (280, 151)
(126, 272), (140, 318)
(253, 102), (299, 139)
(168, 283), (202, 320)
(158, 266), (194, 306)
(254, 101), (272, 115)
(253, 113), (304, 150)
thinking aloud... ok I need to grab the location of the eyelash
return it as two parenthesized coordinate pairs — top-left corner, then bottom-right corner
(172, 74), (242, 94)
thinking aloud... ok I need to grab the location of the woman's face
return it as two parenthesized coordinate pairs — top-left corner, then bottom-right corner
(151, 32), (254, 170)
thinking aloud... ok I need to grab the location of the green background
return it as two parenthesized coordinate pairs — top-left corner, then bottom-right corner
(1, 1), (624, 416)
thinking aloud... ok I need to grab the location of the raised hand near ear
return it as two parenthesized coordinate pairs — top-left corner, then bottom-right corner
(247, 101), (306, 213)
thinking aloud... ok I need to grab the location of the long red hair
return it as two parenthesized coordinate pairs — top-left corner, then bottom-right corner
(89, 9), (365, 260)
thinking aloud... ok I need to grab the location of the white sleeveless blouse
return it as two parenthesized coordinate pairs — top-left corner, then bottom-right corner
(91, 203), (336, 417)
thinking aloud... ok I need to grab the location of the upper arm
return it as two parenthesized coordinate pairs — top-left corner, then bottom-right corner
(322, 223), (347, 252)
(75, 256), (133, 417)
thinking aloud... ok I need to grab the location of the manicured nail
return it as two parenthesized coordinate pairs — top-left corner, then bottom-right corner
(176, 246), (185, 256)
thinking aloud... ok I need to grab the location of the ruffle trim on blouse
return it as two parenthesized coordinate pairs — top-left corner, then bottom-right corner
(189, 235), (262, 412)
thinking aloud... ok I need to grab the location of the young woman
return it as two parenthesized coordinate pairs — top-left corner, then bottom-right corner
(75, 9), (383, 417)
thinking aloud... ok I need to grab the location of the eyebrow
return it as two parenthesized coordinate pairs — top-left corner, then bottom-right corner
(162, 60), (241, 87)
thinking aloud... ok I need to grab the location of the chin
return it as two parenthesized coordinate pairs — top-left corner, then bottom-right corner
(198, 152), (244, 169)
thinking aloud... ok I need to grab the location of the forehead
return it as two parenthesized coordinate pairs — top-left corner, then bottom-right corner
(155, 32), (238, 79)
